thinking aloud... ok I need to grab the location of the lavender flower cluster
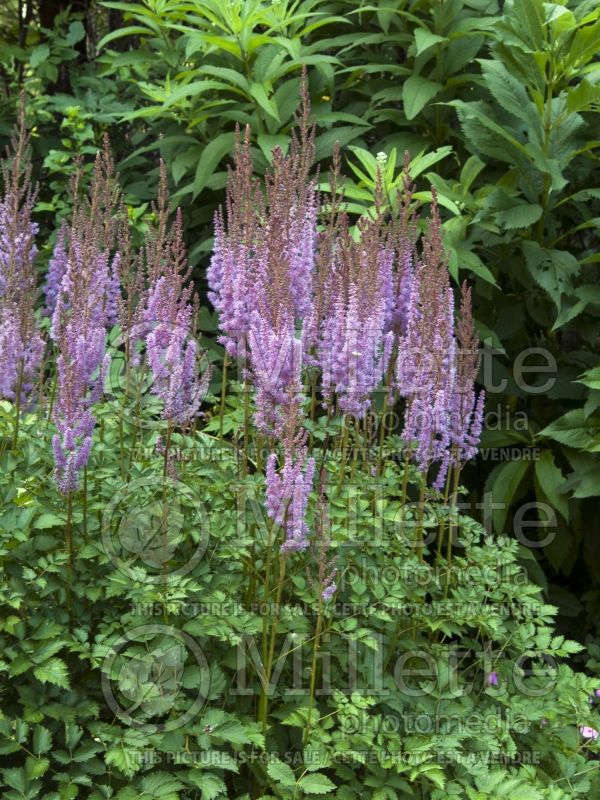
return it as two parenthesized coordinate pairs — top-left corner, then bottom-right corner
(1, 135), (208, 495)
(0, 115), (45, 405)
(209, 112), (485, 574)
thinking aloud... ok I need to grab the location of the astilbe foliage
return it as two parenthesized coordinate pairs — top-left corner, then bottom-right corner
(50, 145), (122, 493)
(0, 107), (45, 404)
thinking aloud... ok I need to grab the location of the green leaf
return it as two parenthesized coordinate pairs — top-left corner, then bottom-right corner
(34, 513), (65, 529)
(33, 657), (70, 689)
(267, 760), (296, 787)
(522, 242), (580, 307)
(567, 79), (600, 112)
(459, 155), (485, 192)
(577, 365), (600, 390)
(495, 203), (542, 229)
(97, 26), (153, 49)
(551, 284), (600, 330)
(25, 756), (49, 780)
(448, 100), (529, 163)
(484, 460), (532, 534)
(298, 772), (337, 794)
(568, 466), (600, 499)
(414, 29), (448, 56)
(479, 59), (539, 130)
(192, 132), (236, 199)
(535, 450), (569, 521)
(67, 20), (86, 46)
(314, 126), (369, 163)
(29, 44), (50, 68)
(32, 725), (52, 756)
(187, 772), (226, 800)
(511, 0), (545, 49)
(407, 146), (453, 180)
(403, 76), (443, 120)
(249, 83), (280, 121)
(539, 409), (599, 451)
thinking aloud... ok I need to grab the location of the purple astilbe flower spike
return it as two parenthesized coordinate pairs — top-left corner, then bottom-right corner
(0, 108), (45, 404)
(265, 412), (315, 553)
(316, 203), (393, 418)
(449, 282), (485, 465)
(395, 199), (485, 489)
(207, 72), (318, 376)
(395, 194), (460, 489)
(383, 157), (419, 338)
(51, 143), (123, 493)
(43, 222), (69, 318)
(248, 307), (303, 435)
(207, 130), (260, 357)
(141, 198), (210, 426)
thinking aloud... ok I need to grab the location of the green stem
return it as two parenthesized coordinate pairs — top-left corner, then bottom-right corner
(219, 352), (229, 439)
(65, 494), (73, 612)
(436, 465), (454, 563)
(258, 554), (286, 735)
(304, 599), (324, 745)
(82, 466), (88, 544)
(161, 424), (173, 624)
(12, 360), (24, 450)
(444, 465), (462, 599)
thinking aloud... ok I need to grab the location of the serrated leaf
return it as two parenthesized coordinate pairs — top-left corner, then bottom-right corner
(33, 725), (52, 755)
(33, 657), (70, 689)
(34, 512), (65, 529)
(267, 760), (296, 787)
(496, 203), (542, 229)
(539, 410), (599, 451)
(298, 772), (337, 794)
(187, 771), (226, 800)
(522, 242), (580, 307)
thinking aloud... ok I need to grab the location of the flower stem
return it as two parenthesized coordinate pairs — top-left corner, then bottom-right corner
(219, 352), (229, 439)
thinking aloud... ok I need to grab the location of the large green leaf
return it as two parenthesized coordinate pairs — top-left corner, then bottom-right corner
(403, 76), (443, 120)
(539, 409), (600, 451)
(535, 450), (569, 521)
(522, 242), (580, 307)
(192, 132), (236, 199)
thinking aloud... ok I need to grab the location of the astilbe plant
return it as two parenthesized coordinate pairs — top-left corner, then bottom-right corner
(395, 194), (485, 492)
(50, 145), (121, 494)
(209, 77), (317, 436)
(265, 407), (316, 553)
(0, 106), (45, 434)
(120, 163), (211, 441)
(315, 186), (394, 418)
(0, 99), (599, 800)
